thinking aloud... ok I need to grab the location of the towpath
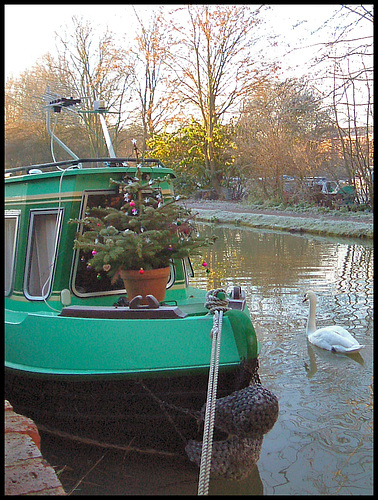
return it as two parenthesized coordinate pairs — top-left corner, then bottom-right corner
(184, 200), (373, 239)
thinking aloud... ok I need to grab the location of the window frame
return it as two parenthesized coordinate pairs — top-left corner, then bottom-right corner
(183, 257), (194, 286)
(71, 189), (127, 298)
(23, 208), (64, 300)
(4, 210), (21, 296)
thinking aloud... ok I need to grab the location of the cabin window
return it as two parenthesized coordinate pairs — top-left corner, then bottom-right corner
(72, 190), (127, 297)
(5, 211), (21, 296)
(24, 209), (63, 300)
(72, 190), (174, 297)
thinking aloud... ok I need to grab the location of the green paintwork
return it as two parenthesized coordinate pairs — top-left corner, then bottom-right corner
(5, 299), (259, 377)
(5, 163), (260, 379)
(226, 309), (260, 360)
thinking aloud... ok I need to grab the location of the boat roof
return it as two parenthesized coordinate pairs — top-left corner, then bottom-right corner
(5, 157), (176, 181)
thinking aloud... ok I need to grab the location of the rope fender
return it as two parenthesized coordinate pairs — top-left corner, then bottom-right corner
(203, 384), (279, 440)
(186, 436), (264, 481)
(186, 383), (279, 481)
(190, 288), (279, 484)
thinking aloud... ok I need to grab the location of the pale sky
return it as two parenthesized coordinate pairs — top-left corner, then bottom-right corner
(5, 4), (343, 82)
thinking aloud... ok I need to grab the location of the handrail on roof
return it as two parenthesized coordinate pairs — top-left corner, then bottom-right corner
(5, 157), (167, 175)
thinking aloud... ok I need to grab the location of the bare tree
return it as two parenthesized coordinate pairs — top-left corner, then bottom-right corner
(55, 16), (133, 156)
(5, 17), (136, 165)
(164, 4), (269, 196)
(306, 5), (373, 206)
(128, 7), (175, 152)
(332, 58), (373, 205)
(236, 78), (335, 200)
(5, 55), (81, 167)
(328, 6), (373, 206)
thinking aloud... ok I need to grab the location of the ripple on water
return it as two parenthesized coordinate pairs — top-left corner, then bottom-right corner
(314, 425), (364, 453)
(191, 226), (373, 495)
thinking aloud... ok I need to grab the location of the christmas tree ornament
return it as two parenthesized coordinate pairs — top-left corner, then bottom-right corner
(103, 264), (111, 272)
(92, 250), (97, 255)
(96, 273), (101, 280)
(202, 261), (207, 267)
(139, 268), (145, 274)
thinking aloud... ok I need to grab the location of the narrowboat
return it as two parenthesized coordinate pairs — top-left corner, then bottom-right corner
(5, 97), (277, 476)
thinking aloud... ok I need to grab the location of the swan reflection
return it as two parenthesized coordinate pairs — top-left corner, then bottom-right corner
(304, 342), (365, 379)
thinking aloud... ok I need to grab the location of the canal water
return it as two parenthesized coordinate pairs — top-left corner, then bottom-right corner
(40, 224), (373, 495)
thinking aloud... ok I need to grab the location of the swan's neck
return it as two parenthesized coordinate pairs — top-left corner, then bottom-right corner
(307, 296), (317, 334)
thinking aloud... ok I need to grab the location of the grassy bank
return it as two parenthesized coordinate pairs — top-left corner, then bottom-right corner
(185, 201), (373, 239)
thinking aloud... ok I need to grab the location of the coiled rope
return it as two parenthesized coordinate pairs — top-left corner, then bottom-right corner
(198, 289), (229, 496)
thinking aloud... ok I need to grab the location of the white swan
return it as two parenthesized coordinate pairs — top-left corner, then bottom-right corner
(303, 291), (364, 353)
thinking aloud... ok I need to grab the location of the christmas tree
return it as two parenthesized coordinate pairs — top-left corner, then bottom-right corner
(71, 165), (215, 277)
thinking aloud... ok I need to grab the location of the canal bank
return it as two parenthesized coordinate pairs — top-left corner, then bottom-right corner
(5, 401), (66, 495)
(184, 200), (373, 239)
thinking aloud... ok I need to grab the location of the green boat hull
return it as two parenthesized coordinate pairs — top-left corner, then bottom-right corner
(5, 293), (259, 378)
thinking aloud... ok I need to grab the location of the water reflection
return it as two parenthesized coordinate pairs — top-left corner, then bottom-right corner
(193, 225), (373, 338)
(190, 224), (373, 495)
(304, 343), (365, 379)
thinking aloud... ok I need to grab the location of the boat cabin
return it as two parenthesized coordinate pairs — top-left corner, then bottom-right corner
(5, 159), (195, 310)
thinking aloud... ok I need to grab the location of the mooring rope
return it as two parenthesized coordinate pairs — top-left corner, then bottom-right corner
(198, 289), (229, 496)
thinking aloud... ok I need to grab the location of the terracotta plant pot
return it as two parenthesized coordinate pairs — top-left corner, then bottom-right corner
(119, 267), (171, 305)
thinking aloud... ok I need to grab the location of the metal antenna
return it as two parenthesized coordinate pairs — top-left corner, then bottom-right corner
(44, 85), (81, 163)
(94, 101), (116, 157)
(77, 99), (117, 158)
(41, 86), (117, 161)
